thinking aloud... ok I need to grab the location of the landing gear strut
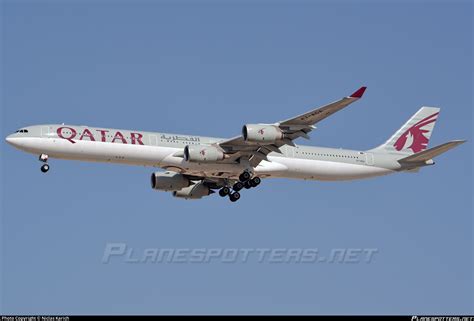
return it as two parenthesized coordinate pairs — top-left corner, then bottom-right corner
(39, 154), (49, 173)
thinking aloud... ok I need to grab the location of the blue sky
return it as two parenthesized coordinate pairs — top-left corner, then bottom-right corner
(1, 0), (472, 315)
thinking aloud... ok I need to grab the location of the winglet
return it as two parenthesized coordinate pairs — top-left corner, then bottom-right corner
(349, 86), (367, 98)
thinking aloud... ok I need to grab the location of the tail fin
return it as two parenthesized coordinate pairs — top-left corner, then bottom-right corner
(371, 106), (440, 155)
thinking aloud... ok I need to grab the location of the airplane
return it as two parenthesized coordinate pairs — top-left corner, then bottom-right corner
(5, 87), (466, 202)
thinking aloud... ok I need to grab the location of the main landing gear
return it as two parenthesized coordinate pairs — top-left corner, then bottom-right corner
(39, 154), (50, 173)
(218, 171), (261, 203)
(239, 171), (251, 182)
(218, 186), (240, 202)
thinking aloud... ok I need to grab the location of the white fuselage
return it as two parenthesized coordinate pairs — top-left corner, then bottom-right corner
(6, 124), (398, 181)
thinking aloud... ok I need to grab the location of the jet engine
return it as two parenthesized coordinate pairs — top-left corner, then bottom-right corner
(173, 182), (213, 200)
(184, 145), (225, 162)
(242, 124), (283, 143)
(151, 171), (191, 191)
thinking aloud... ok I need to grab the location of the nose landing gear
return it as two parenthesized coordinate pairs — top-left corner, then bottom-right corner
(39, 154), (50, 173)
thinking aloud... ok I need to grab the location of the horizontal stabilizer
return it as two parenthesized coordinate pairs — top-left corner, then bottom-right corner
(398, 140), (466, 163)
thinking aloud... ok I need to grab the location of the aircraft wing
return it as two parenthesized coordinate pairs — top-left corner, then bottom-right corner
(218, 86), (367, 167)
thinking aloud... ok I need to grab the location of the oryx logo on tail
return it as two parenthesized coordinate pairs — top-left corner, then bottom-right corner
(370, 106), (441, 155)
(393, 112), (439, 153)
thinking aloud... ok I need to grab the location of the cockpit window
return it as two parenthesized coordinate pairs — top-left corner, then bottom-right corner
(15, 129), (28, 133)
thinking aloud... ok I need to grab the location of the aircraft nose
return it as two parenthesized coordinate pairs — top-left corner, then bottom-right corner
(5, 134), (18, 146)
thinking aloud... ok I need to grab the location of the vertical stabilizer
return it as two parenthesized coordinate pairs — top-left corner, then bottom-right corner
(371, 107), (440, 155)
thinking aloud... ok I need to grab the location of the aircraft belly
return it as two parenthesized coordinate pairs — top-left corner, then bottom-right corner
(254, 160), (289, 176)
(273, 157), (393, 181)
(21, 138), (170, 167)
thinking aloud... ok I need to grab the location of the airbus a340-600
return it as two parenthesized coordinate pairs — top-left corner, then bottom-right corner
(5, 87), (465, 202)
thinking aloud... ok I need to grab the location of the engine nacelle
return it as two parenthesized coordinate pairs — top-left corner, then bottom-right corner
(173, 182), (212, 200)
(184, 145), (225, 162)
(151, 171), (191, 191)
(242, 124), (283, 143)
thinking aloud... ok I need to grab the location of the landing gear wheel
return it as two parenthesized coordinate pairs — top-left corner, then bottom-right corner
(233, 182), (244, 192)
(251, 177), (261, 186)
(219, 187), (230, 197)
(229, 192), (241, 202)
(244, 180), (252, 189)
(41, 164), (50, 173)
(239, 171), (251, 182)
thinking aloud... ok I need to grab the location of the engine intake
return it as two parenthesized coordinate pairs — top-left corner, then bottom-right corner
(173, 182), (212, 200)
(242, 124), (283, 143)
(151, 171), (190, 191)
(184, 145), (225, 162)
